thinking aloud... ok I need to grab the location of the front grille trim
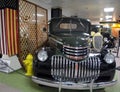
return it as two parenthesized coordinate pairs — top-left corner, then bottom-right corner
(51, 55), (101, 83)
(63, 45), (89, 60)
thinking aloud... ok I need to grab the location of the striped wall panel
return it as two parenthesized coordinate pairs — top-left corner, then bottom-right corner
(0, 8), (18, 56)
(0, 10), (1, 53)
(0, 9), (8, 55)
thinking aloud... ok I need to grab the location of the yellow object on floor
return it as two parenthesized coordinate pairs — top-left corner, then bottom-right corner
(23, 53), (33, 76)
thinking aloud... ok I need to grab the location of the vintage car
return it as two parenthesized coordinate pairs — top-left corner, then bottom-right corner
(90, 26), (116, 52)
(32, 17), (117, 90)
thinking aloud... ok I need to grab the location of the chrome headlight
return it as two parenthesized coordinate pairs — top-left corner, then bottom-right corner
(37, 48), (48, 62)
(104, 53), (115, 64)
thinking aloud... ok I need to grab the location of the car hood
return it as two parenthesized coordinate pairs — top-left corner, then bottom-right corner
(52, 33), (89, 47)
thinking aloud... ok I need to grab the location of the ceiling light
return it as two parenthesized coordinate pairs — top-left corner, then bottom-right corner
(105, 15), (112, 19)
(104, 7), (114, 12)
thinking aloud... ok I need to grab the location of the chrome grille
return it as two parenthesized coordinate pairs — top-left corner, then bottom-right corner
(63, 45), (88, 60)
(51, 55), (100, 82)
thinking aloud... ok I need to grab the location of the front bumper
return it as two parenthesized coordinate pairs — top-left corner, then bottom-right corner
(32, 76), (117, 90)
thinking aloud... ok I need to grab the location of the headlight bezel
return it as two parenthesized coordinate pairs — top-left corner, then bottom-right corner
(37, 48), (48, 62)
(104, 52), (115, 64)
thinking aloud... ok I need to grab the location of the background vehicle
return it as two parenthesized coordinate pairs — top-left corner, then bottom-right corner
(32, 17), (116, 90)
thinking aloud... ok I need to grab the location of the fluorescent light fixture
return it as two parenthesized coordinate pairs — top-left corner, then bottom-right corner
(105, 15), (112, 19)
(33, 14), (44, 17)
(104, 7), (114, 12)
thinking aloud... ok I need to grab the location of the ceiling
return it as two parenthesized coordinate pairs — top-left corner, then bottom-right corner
(35, 0), (120, 24)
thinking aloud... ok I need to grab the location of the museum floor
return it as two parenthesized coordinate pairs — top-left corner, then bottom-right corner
(0, 53), (120, 92)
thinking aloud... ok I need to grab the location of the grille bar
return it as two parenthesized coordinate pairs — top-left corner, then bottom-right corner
(63, 45), (88, 60)
(51, 55), (100, 83)
(63, 46), (88, 56)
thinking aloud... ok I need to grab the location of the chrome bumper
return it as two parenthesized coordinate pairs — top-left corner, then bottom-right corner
(32, 76), (117, 90)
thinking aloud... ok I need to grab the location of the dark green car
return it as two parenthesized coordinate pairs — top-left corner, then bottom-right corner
(32, 17), (116, 90)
